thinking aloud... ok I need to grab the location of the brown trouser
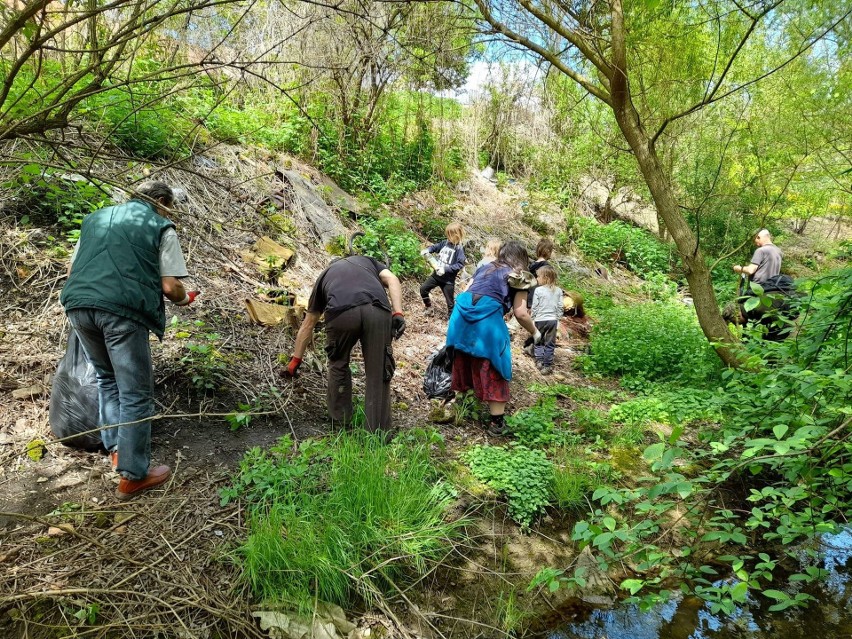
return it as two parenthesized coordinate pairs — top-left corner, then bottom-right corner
(324, 303), (394, 432)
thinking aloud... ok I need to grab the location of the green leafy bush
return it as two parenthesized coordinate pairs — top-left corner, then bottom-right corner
(354, 216), (427, 278)
(573, 408), (612, 441)
(465, 444), (553, 528)
(6, 165), (111, 237)
(608, 397), (670, 427)
(575, 218), (672, 277)
(170, 319), (228, 393)
(224, 431), (461, 610)
(583, 302), (720, 384)
(555, 269), (852, 613)
(84, 87), (189, 159)
(505, 397), (563, 447)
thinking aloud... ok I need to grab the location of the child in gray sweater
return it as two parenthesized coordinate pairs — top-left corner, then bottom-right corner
(530, 265), (563, 374)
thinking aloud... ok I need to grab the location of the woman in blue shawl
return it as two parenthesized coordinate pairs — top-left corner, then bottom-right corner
(446, 240), (540, 436)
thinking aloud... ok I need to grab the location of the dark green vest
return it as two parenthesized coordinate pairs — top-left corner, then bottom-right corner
(60, 199), (175, 338)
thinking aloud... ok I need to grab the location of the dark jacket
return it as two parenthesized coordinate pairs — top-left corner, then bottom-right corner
(60, 200), (174, 338)
(427, 240), (466, 281)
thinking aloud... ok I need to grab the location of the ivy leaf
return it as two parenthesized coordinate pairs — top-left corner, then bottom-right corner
(762, 589), (788, 601)
(772, 424), (788, 439)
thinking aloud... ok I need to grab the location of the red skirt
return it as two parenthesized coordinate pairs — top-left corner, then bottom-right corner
(451, 352), (510, 403)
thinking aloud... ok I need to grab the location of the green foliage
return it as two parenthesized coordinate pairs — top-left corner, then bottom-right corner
(573, 408), (612, 441)
(550, 453), (611, 511)
(505, 397), (563, 447)
(180, 87), (308, 153)
(465, 444), (553, 529)
(574, 218), (673, 277)
(226, 403), (255, 431)
(170, 318), (228, 393)
(608, 397), (670, 427)
(452, 390), (482, 427)
(640, 272), (678, 301)
(410, 208), (452, 242)
(5, 165), (111, 238)
(583, 302), (720, 385)
(557, 268), (852, 613)
(315, 101), (437, 203)
(495, 587), (530, 636)
(84, 85), (189, 159)
(354, 216), (427, 277)
(224, 431), (461, 610)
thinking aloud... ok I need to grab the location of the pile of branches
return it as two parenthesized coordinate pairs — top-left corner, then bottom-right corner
(0, 466), (265, 638)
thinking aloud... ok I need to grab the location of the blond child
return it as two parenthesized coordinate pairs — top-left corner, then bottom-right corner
(420, 222), (467, 317)
(476, 238), (502, 270)
(529, 265), (563, 374)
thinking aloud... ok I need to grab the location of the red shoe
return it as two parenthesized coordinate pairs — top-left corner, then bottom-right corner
(116, 465), (171, 501)
(110, 451), (118, 470)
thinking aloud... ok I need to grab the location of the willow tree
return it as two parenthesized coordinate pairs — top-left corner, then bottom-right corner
(471, 0), (850, 365)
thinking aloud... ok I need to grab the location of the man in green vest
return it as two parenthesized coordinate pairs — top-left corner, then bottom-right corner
(60, 181), (198, 500)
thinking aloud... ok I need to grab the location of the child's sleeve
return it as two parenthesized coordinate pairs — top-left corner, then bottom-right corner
(554, 288), (564, 315)
(531, 287), (544, 318)
(427, 241), (443, 254)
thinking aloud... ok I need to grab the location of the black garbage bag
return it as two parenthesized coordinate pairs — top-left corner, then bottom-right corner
(423, 346), (454, 399)
(49, 330), (102, 450)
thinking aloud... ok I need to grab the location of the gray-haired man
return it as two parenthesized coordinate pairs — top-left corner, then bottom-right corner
(61, 182), (198, 500)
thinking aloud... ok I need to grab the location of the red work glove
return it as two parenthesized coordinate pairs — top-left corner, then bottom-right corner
(175, 291), (201, 306)
(281, 356), (302, 378)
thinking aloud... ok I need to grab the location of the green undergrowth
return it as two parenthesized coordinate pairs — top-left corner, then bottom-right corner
(571, 217), (673, 278)
(581, 301), (721, 385)
(533, 268), (852, 615)
(462, 388), (628, 529)
(221, 430), (463, 611)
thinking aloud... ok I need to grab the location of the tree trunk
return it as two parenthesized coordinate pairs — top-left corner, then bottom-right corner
(609, 0), (738, 366)
(613, 107), (738, 365)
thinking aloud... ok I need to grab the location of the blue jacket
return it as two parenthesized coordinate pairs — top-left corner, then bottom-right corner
(446, 292), (512, 381)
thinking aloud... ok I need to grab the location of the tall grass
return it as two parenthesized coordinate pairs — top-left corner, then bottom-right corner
(230, 431), (462, 610)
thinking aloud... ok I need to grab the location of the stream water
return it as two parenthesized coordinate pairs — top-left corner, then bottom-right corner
(550, 529), (852, 639)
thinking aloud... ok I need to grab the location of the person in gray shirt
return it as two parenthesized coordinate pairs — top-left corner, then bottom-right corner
(529, 265), (563, 375)
(733, 229), (782, 283)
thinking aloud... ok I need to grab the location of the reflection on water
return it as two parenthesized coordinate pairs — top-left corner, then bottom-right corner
(551, 529), (852, 639)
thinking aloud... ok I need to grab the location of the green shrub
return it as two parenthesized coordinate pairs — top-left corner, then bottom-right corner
(354, 216), (427, 278)
(583, 302), (720, 385)
(224, 432), (461, 610)
(573, 408), (612, 441)
(173, 319), (228, 393)
(505, 397), (563, 447)
(559, 270), (852, 611)
(635, 384), (723, 426)
(465, 444), (553, 529)
(575, 218), (672, 277)
(84, 87), (189, 159)
(608, 397), (671, 427)
(7, 165), (111, 237)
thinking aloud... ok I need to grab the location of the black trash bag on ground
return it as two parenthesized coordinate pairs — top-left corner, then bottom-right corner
(49, 330), (102, 450)
(423, 346), (454, 399)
